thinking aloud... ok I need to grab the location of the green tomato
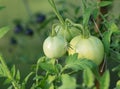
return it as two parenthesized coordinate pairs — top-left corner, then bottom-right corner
(68, 36), (104, 65)
(43, 35), (67, 58)
(55, 24), (81, 42)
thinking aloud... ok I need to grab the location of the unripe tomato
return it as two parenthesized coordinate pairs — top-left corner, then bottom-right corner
(55, 24), (81, 42)
(68, 36), (104, 65)
(43, 35), (67, 58)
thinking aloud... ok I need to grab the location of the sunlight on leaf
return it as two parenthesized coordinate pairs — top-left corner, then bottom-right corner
(58, 74), (76, 89)
(99, 1), (112, 7)
(64, 54), (100, 80)
(100, 70), (110, 89)
(83, 68), (95, 88)
(103, 23), (119, 54)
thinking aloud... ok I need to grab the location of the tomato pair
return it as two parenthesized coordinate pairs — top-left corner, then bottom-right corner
(43, 23), (80, 59)
(43, 0), (104, 65)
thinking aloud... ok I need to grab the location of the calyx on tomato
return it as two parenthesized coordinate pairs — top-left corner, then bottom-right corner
(68, 35), (104, 65)
(54, 23), (81, 42)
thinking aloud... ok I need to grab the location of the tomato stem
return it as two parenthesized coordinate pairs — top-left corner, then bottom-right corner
(51, 24), (57, 36)
(48, 0), (65, 25)
(65, 19), (90, 38)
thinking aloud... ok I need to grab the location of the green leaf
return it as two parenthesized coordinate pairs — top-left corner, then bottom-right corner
(23, 72), (34, 84)
(112, 65), (120, 77)
(4, 78), (12, 85)
(0, 63), (7, 77)
(110, 49), (120, 62)
(16, 70), (20, 81)
(39, 75), (55, 89)
(37, 56), (47, 64)
(7, 85), (13, 89)
(0, 6), (5, 10)
(83, 8), (92, 26)
(75, 6), (80, 14)
(47, 75), (56, 89)
(112, 65), (120, 72)
(102, 31), (112, 54)
(103, 23), (119, 54)
(83, 68), (95, 88)
(100, 70), (110, 89)
(99, 1), (112, 7)
(115, 80), (120, 89)
(93, 8), (99, 19)
(58, 74), (76, 89)
(65, 54), (99, 79)
(109, 22), (119, 32)
(47, 75), (56, 84)
(116, 80), (120, 86)
(0, 64), (4, 76)
(65, 54), (83, 71)
(0, 26), (9, 39)
(11, 65), (16, 78)
(40, 62), (58, 74)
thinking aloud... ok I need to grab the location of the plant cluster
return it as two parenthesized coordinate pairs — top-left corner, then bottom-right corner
(0, 0), (120, 89)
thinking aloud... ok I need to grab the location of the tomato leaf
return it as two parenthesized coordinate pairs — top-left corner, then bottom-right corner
(10, 65), (16, 78)
(99, 1), (112, 7)
(65, 54), (100, 79)
(102, 23), (119, 54)
(3, 78), (12, 85)
(112, 65), (120, 72)
(83, 68), (95, 88)
(16, 70), (20, 81)
(40, 62), (58, 74)
(39, 75), (55, 89)
(0, 6), (5, 10)
(47, 75), (55, 89)
(102, 31), (112, 54)
(58, 74), (76, 89)
(92, 8), (99, 19)
(116, 80), (120, 89)
(83, 8), (92, 26)
(0, 26), (10, 39)
(100, 70), (110, 89)
(75, 6), (80, 15)
(112, 65), (120, 77)
(22, 72), (34, 88)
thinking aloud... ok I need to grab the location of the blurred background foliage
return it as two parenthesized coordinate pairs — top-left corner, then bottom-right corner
(0, 0), (120, 89)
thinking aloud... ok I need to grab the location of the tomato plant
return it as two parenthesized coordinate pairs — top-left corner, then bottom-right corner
(0, 0), (120, 89)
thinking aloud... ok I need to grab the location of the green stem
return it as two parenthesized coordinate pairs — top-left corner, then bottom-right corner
(60, 67), (66, 74)
(51, 24), (57, 36)
(65, 19), (83, 32)
(81, 0), (87, 15)
(48, 0), (65, 25)
(65, 19), (90, 38)
(99, 12), (109, 28)
(35, 64), (39, 87)
(22, 0), (32, 18)
(93, 18), (103, 37)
